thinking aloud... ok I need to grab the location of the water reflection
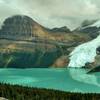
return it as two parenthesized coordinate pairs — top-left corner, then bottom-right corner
(68, 68), (100, 87)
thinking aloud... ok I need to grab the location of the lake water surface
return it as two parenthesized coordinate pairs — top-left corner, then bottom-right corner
(0, 68), (100, 93)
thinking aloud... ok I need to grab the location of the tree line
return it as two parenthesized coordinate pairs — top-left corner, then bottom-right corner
(0, 83), (99, 100)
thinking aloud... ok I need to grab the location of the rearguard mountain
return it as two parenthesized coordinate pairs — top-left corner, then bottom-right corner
(0, 15), (99, 68)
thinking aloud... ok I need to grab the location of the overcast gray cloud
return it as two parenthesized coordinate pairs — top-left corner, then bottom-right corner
(0, 0), (100, 30)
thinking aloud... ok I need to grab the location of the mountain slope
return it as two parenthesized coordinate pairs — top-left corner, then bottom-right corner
(0, 15), (92, 68)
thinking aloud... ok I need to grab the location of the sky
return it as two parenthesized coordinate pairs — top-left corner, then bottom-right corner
(0, 0), (100, 30)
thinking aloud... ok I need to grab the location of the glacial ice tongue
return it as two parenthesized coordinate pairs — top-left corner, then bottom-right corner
(68, 34), (100, 68)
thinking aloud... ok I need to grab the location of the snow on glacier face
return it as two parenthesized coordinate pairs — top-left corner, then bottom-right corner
(68, 34), (100, 68)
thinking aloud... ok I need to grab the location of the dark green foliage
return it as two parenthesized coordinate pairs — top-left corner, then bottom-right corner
(0, 83), (99, 100)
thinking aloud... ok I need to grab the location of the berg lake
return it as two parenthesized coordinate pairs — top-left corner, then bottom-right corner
(0, 68), (100, 93)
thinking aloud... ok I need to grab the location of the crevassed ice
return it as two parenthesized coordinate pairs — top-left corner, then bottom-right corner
(68, 34), (100, 68)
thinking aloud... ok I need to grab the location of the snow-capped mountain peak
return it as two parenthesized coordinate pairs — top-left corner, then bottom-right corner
(90, 20), (100, 28)
(74, 19), (100, 38)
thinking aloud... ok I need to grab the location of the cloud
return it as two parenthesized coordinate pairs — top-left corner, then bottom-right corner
(0, 0), (100, 30)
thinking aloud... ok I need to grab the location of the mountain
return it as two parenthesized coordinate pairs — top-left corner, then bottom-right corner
(0, 15), (91, 42)
(0, 15), (92, 68)
(50, 26), (71, 33)
(0, 15), (54, 40)
(0, 15), (75, 42)
(74, 19), (100, 38)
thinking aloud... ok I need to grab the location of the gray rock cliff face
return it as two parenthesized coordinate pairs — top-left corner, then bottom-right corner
(0, 15), (42, 39)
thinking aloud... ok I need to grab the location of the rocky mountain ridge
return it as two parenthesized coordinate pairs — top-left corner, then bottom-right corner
(0, 15), (99, 68)
(74, 19), (100, 38)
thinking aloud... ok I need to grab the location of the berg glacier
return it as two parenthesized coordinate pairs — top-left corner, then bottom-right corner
(68, 34), (100, 68)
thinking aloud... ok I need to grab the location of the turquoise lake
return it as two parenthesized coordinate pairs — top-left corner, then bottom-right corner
(0, 68), (100, 93)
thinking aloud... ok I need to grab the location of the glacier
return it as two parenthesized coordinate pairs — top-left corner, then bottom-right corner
(68, 34), (100, 68)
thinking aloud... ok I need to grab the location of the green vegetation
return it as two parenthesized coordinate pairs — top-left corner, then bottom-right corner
(0, 83), (99, 100)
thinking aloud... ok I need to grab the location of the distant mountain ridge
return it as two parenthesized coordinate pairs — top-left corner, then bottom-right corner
(50, 26), (71, 33)
(74, 19), (100, 38)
